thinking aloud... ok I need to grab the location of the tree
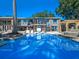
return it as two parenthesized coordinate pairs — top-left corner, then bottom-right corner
(56, 0), (79, 19)
(32, 10), (54, 17)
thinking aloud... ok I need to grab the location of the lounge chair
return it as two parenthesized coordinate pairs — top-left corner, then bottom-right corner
(25, 30), (30, 34)
(37, 28), (41, 33)
(31, 30), (33, 33)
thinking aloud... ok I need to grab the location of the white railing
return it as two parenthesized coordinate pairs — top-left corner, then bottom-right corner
(0, 25), (13, 31)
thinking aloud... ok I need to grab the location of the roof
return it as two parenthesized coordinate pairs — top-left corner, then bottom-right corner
(34, 17), (60, 19)
(0, 17), (61, 21)
(0, 17), (13, 21)
(60, 20), (79, 24)
(0, 17), (12, 18)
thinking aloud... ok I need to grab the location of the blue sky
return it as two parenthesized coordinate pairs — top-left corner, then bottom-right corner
(0, 0), (59, 17)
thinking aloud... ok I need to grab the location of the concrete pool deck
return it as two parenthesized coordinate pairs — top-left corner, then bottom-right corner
(0, 31), (23, 40)
(1, 30), (79, 42)
(59, 32), (79, 42)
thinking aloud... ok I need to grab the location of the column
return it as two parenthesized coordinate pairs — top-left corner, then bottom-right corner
(50, 20), (52, 32)
(66, 23), (68, 31)
(43, 19), (45, 32)
(58, 20), (61, 32)
(6, 25), (7, 31)
(11, 20), (13, 25)
(76, 22), (78, 30)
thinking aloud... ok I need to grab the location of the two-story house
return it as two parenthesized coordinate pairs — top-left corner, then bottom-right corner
(0, 17), (61, 32)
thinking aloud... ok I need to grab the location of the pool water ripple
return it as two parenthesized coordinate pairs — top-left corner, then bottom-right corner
(0, 33), (79, 59)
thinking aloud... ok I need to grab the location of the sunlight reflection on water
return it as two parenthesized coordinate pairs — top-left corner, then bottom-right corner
(0, 33), (79, 59)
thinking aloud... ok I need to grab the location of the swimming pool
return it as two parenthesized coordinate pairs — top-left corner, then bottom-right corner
(0, 33), (79, 59)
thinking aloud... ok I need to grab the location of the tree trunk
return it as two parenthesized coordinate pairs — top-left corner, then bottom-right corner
(12, 0), (17, 33)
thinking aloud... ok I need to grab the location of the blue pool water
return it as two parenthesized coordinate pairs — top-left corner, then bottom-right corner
(0, 33), (79, 59)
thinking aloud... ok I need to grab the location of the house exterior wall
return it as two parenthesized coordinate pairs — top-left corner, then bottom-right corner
(0, 17), (13, 32)
(1, 17), (79, 32)
(17, 19), (29, 26)
(33, 17), (46, 32)
(49, 18), (60, 32)
(0, 17), (61, 32)
(17, 18), (33, 31)
(32, 17), (60, 32)
(60, 20), (79, 32)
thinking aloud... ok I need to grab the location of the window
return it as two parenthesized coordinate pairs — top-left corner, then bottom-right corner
(6, 21), (11, 25)
(0, 22), (3, 25)
(46, 27), (50, 31)
(61, 24), (66, 31)
(68, 23), (76, 29)
(78, 26), (79, 29)
(53, 20), (58, 24)
(46, 22), (50, 27)
(52, 26), (58, 31)
(38, 18), (43, 24)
